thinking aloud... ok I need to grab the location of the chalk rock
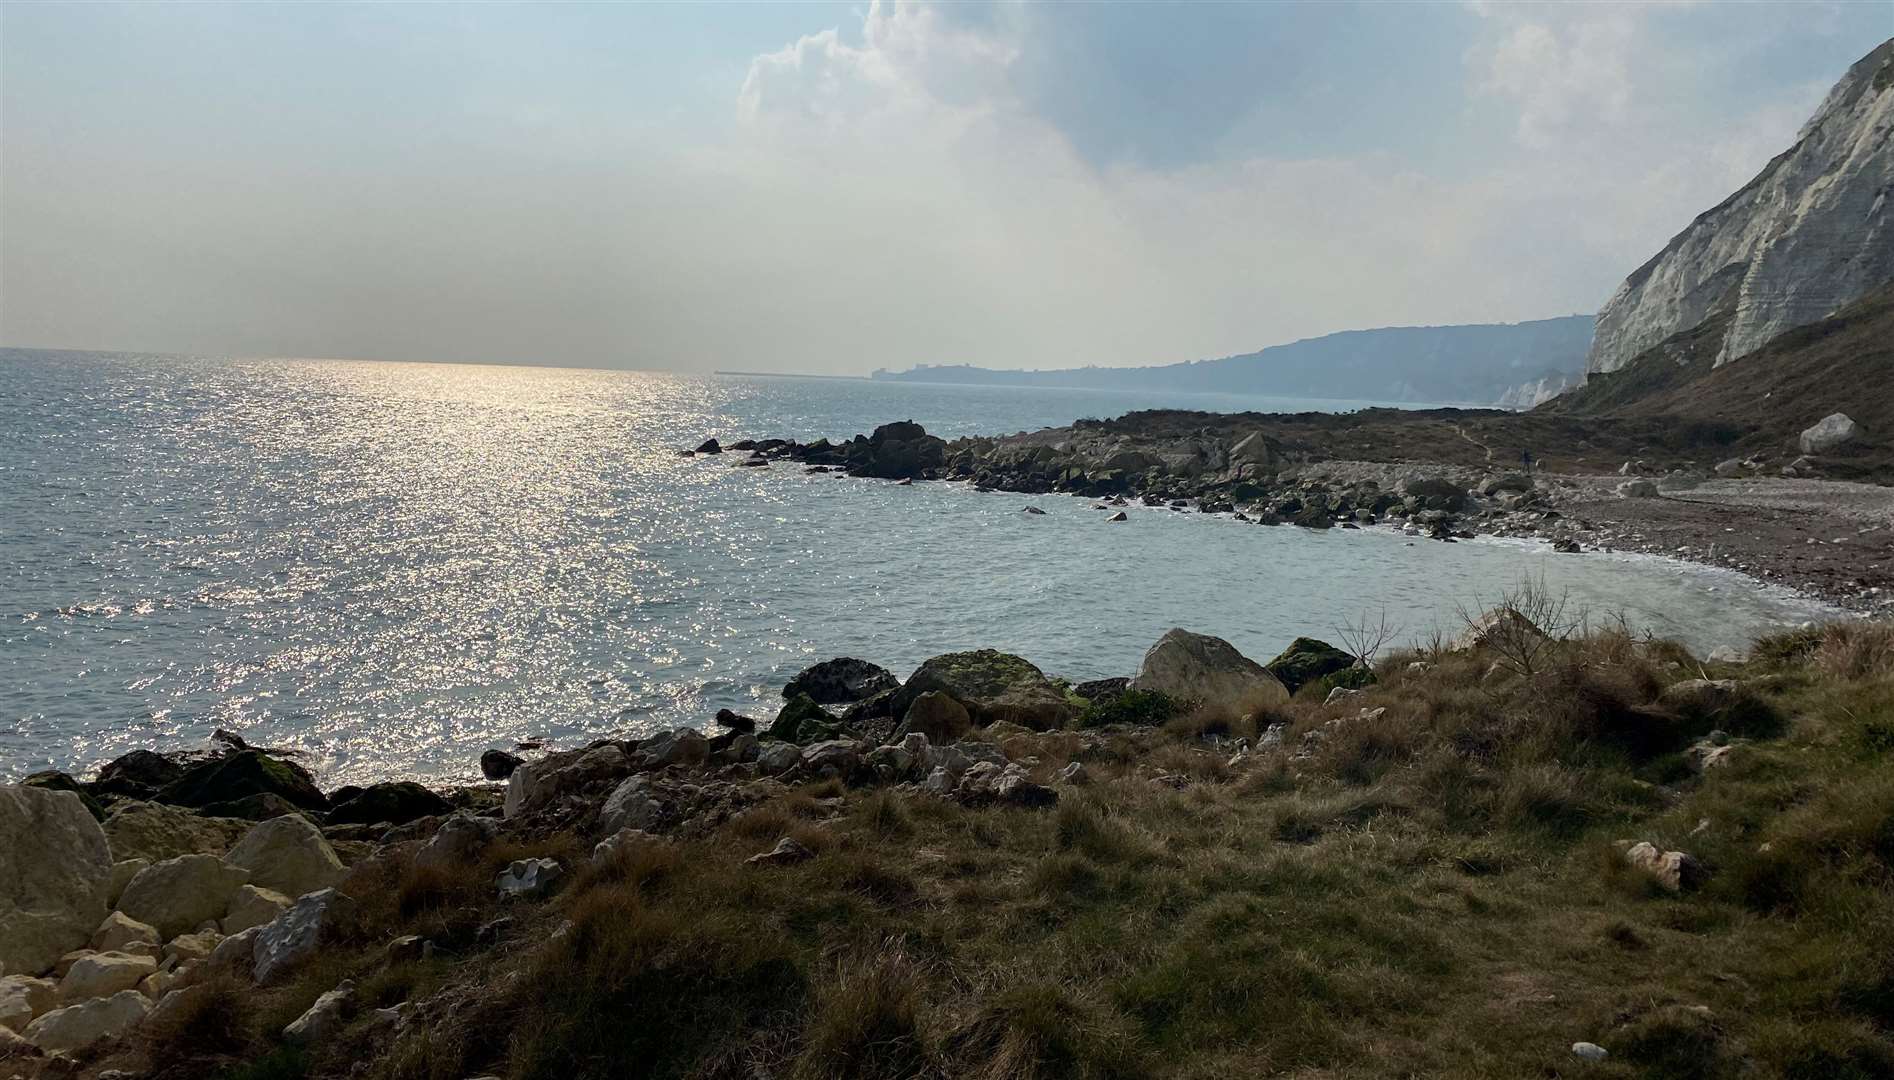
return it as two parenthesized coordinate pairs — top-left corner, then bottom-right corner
(894, 691), (972, 744)
(253, 888), (356, 984)
(282, 979), (354, 1045)
(101, 801), (249, 863)
(23, 989), (149, 1053)
(495, 859), (564, 900)
(1131, 629), (1288, 715)
(221, 885), (293, 936)
(756, 742), (803, 776)
(1625, 841), (1707, 892)
(1586, 42), (1894, 374)
(746, 837), (814, 866)
(58, 951), (157, 1004)
(199, 926), (261, 981)
(1800, 412), (1861, 454)
(89, 913), (159, 954)
(105, 860), (149, 910)
(162, 929), (223, 967)
(597, 777), (661, 836)
(115, 855), (250, 941)
(0, 975), (57, 1032)
(412, 813), (500, 871)
(1572, 1041), (1609, 1062)
(222, 814), (343, 899)
(0, 786), (113, 977)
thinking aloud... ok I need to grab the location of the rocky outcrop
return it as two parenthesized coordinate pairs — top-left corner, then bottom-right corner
(21, 988), (149, 1053)
(115, 854), (250, 940)
(156, 750), (328, 815)
(102, 801), (251, 863)
(326, 781), (452, 826)
(1, 786), (112, 977)
(1587, 41), (1894, 376)
(783, 657), (899, 705)
(892, 650), (1079, 732)
(1264, 638), (1358, 695)
(1130, 630), (1288, 715)
(222, 814), (345, 900)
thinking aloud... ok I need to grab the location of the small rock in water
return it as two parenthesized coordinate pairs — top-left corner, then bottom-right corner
(1107, 511), (1128, 522)
(1022, 506), (1047, 515)
(481, 749), (524, 781)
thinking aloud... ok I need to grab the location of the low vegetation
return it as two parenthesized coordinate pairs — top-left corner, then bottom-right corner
(127, 619), (1894, 1080)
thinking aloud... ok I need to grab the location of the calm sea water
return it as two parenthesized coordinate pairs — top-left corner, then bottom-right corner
(0, 351), (1836, 785)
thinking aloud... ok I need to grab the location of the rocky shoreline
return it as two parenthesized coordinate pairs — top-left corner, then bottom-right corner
(687, 416), (1894, 613)
(1, 628), (1363, 1071)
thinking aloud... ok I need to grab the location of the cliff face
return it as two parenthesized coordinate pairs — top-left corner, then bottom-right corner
(1586, 39), (1894, 376)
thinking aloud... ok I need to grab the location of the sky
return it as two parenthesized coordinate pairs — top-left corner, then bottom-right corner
(1, 2), (1888, 375)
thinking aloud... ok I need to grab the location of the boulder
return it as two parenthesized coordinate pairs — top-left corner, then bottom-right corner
(801, 740), (861, 778)
(162, 928), (223, 967)
(894, 691), (973, 744)
(1072, 677), (1129, 705)
(1799, 412), (1859, 454)
(495, 859), (564, 900)
(325, 782), (452, 826)
(480, 749), (524, 781)
(156, 750), (327, 814)
(101, 801), (250, 863)
(0, 975), (56, 1032)
(714, 709), (757, 733)
(0, 786), (112, 977)
(413, 813), (500, 870)
(1615, 479), (1660, 498)
(92, 750), (185, 798)
(222, 814), (344, 900)
(1228, 431), (1279, 468)
(639, 729), (709, 769)
(282, 979), (354, 1045)
(891, 650), (1079, 732)
(756, 742), (803, 776)
(105, 860), (149, 909)
(504, 744), (632, 820)
(253, 888), (357, 984)
(1452, 607), (1548, 652)
(116, 855), (251, 941)
(57, 952), (157, 1004)
(198, 926), (261, 981)
(694, 438), (722, 455)
(89, 913), (159, 954)
(21, 989), (148, 1053)
(1264, 637), (1357, 695)
(597, 777), (662, 836)
(783, 658), (899, 705)
(20, 772), (106, 822)
(1130, 629), (1289, 715)
(766, 694), (849, 745)
(222, 885), (293, 935)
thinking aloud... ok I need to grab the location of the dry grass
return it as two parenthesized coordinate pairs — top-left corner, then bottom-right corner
(161, 617), (1894, 1080)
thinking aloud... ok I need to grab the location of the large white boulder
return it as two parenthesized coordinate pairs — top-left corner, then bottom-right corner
(222, 814), (343, 900)
(1130, 629), (1288, 715)
(412, 813), (499, 871)
(1800, 412), (1861, 454)
(58, 951), (158, 1004)
(0, 786), (112, 977)
(0, 974), (57, 1031)
(89, 912), (160, 954)
(102, 801), (249, 863)
(115, 854), (251, 941)
(23, 988), (149, 1053)
(222, 885), (293, 935)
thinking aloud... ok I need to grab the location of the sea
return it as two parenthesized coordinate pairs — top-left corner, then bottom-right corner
(0, 350), (1838, 786)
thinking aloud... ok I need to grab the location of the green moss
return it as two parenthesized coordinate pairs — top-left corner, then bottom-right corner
(1079, 689), (1178, 728)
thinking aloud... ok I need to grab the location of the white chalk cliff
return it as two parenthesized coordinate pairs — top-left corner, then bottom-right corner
(1586, 39), (1894, 376)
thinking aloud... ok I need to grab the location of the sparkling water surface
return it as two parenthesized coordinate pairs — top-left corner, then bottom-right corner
(0, 351), (1836, 785)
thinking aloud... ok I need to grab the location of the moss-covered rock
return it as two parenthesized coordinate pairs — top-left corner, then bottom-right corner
(1265, 637), (1358, 694)
(892, 649), (1079, 732)
(326, 781), (452, 826)
(155, 750), (328, 814)
(767, 694), (853, 745)
(21, 771), (107, 822)
(1078, 688), (1178, 729)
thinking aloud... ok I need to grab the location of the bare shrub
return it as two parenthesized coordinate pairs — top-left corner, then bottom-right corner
(1333, 606), (1401, 667)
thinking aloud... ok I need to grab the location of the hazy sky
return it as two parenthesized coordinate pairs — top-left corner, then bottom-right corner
(2, 2), (1887, 374)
